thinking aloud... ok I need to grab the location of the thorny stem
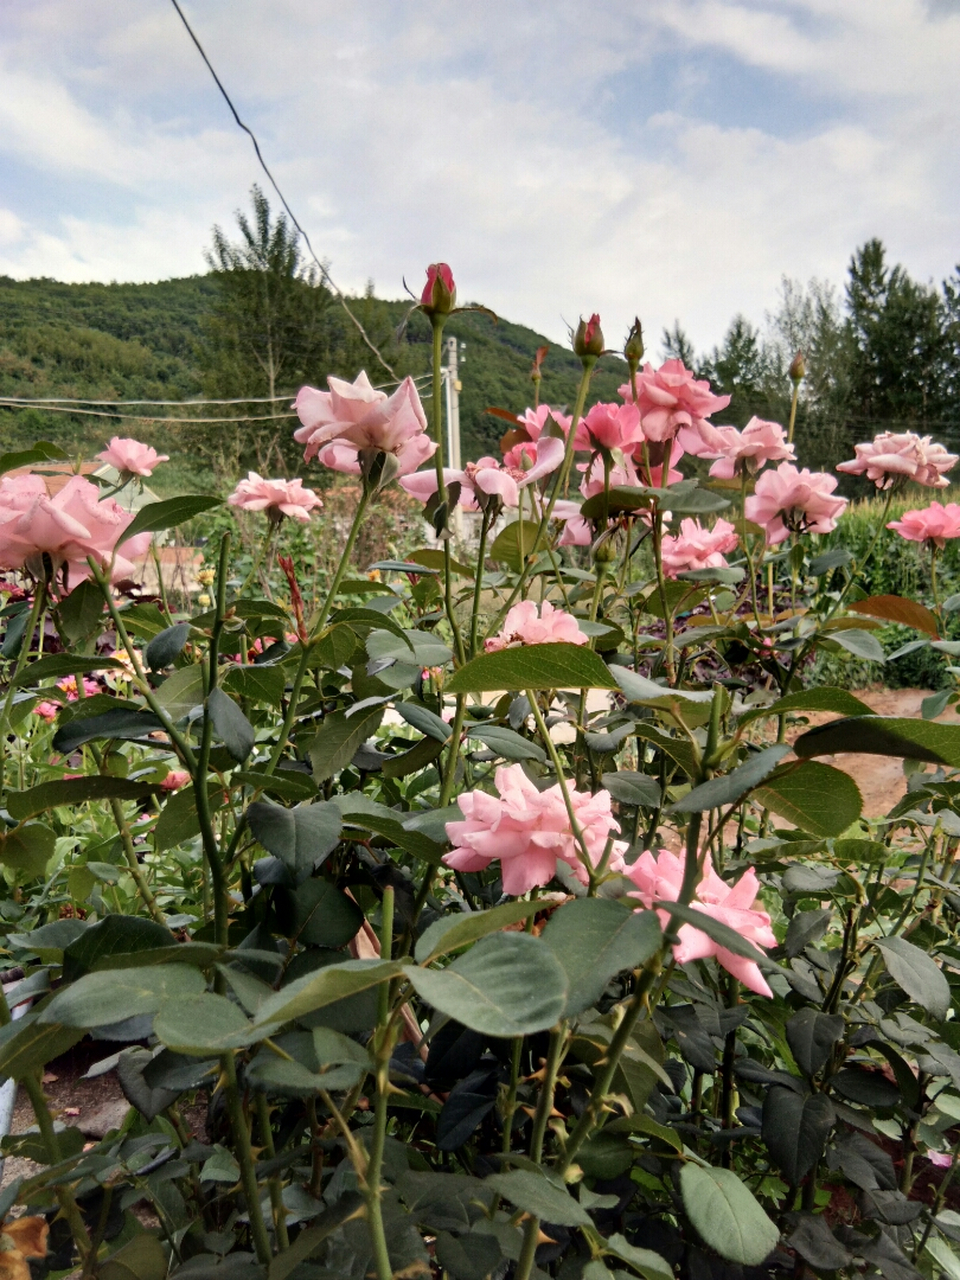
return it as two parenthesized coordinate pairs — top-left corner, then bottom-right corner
(220, 1052), (272, 1264)
(366, 886), (397, 1280)
(431, 318), (466, 665)
(0, 581), (47, 774)
(526, 688), (596, 886)
(255, 1092), (290, 1249)
(514, 1027), (569, 1280)
(469, 506), (494, 657)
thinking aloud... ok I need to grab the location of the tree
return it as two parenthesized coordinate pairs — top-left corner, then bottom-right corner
(699, 314), (776, 428)
(198, 185), (336, 472)
(660, 321), (697, 368)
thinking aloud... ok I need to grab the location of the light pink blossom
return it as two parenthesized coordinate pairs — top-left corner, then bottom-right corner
(620, 360), (730, 446)
(578, 454), (642, 501)
(745, 463), (847, 545)
(444, 763), (627, 895)
(228, 472), (322, 523)
(56, 675), (99, 700)
(573, 401), (644, 453)
(485, 600), (589, 651)
(701, 417), (795, 480)
(626, 849), (776, 996)
(160, 769), (191, 792)
(0, 474), (152, 593)
(837, 432), (957, 490)
(97, 437), (169, 477)
(502, 406), (573, 472)
(553, 500), (593, 548)
(294, 372), (436, 477)
(401, 456), (520, 512)
(928, 1151), (954, 1169)
(887, 501), (960, 548)
(33, 701), (59, 722)
(661, 518), (739, 577)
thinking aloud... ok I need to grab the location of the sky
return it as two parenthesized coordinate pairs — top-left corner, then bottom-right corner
(1, 0), (958, 357)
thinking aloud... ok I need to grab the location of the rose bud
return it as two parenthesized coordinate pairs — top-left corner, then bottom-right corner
(574, 313), (604, 360)
(421, 263), (456, 316)
(789, 350), (806, 383)
(624, 317), (645, 372)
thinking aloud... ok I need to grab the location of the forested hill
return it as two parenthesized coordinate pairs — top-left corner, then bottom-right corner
(0, 274), (627, 489)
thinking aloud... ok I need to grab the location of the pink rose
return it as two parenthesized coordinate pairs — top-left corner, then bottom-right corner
(33, 700), (59, 722)
(502, 406), (573, 472)
(703, 417), (795, 480)
(97, 437), (169, 477)
(294, 372), (436, 478)
(631, 437), (685, 488)
(626, 849), (776, 997)
(578, 455), (641, 501)
(573, 401), (644, 453)
(444, 763), (627, 895)
(837, 432), (957, 490)
(887, 501), (960, 548)
(745, 462), (847, 545)
(56, 675), (100, 701)
(228, 472), (322, 523)
(160, 768), (191, 792)
(420, 263), (456, 315)
(661, 517), (739, 577)
(620, 360), (730, 446)
(401, 456), (521, 512)
(553, 500), (593, 548)
(485, 600), (589, 651)
(0, 473), (152, 594)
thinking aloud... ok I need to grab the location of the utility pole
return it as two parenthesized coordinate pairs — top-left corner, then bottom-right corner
(442, 336), (464, 543)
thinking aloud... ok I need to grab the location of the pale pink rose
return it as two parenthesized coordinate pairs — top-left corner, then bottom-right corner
(626, 849), (776, 997)
(160, 768), (191, 792)
(401, 456), (521, 512)
(0, 473), (152, 593)
(928, 1151), (954, 1169)
(502, 406), (573, 471)
(837, 432), (957, 490)
(620, 360), (730, 446)
(578, 454), (642, 501)
(661, 518), (739, 577)
(632, 437), (685, 488)
(485, 600), (589, 651)
(887, 501), (960, 548)
(294, 372), (436, 477)
(745, 463), (847, 545)
(228, 472), (322, 523)
(97, 437), (169, 477)
(444, 763), (627, 895)
(573, 402), (644, 453)
(33, 700), (59, 722)
(703, 417), (795, 480)
(553, 499), (593, 548)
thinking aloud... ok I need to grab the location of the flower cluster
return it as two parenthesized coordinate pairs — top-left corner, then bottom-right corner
(444, 763), (626, 895)
(626, 849), (776, 996)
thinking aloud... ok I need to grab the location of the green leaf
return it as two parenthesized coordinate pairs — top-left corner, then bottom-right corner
(154, 664), (205, 720)
(145, 623), (192, 670)
(786, 1008), (845, 1077)
(542, 900), (662, 1016)
(207, 686), (255, 762)
(53, 707), (166, 753)
(11, 653), (127, 688)
(395, 702), (451, 743)
(247, 800), (342, 876)
(275, 878), (362, 948)
(62, 915), (175, 981)
(670, 745), (791, 813)
(5, 918), (88, 959)
(601, 772), (661, 807)
(367, 628), (452, 668)
(875, 936), (950, 1020)
(0, 1015), (84, 1080)
(6, 776), (160, 822)
(603, 1233), (673, 1280)
(447, 643), (616, 693)
(0, 823), (55, 876)
(405, 932), (567, 1038)
(415, 900), (544, 964)
(56, 578), (107, 643)
(232, 765), (316, 803)
(489, 519), (546, 571)
(848, 594), (939, 637)
(925, 1237), (960, 1280)
(752, 760), (863, 837)
(39, 963), (206, 1028)
(0, 440), (68, 476)
(154, 992), (257, 1053)
(118, 494), (222, 545)
(464, 724), (546, 761)
(222, 663), (287, 705)
(762, 1087), (835, 1184)
(484, 1170), (591, 1227)
(615, 668), (715, 707)
(333, 795), (445, 863)
(826, 628), (886, 661)
(307, 706), (385, 783)
(100, 1233), (169, 1280)
(154, 782), (225, 852)
(795, 715), (960, 767)
(116, 1046), (181, 1121)
(739, 687), (874, 727)
(680, 1163), (779, 1266)
(268, 1193), (366, 1280)
(252, 959), (402, 1031)
(634, 724), (698, 777)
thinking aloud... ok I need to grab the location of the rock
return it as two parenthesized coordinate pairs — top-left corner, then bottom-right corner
(78, 1098), (130, 1139)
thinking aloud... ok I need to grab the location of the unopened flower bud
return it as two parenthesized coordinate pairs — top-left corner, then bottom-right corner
(421, 263), (456, 317)
(574, 314), (604, 361)
(624, 317), (644, 372)
(789, 350), (806, 383)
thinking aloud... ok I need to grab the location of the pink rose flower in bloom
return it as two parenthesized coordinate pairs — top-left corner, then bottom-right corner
(444, 763), (627, 895)
(745, 463), (847, 545)
(502, 406), (573, 472)
(573, 401), (644, 453)
(33, 701), (59, 722)
(294, 372), (436, 477)
(97, 437), (169, 477)
(228, 472), (322, 523)
(887, 501), (960, 548)
(578, 454), (642, 500)
(620, 360), (730, 446)
(485, 600), (589, 651)
(703, 417), (796, 480)
(0, 474), (152, 592)
(553, 499), (593, 548)
(401, 456), (521, 512)
(661, 518), (739, 577)
(160, 769), (191, 792)
(837, 431), (958, 490)
(626, 849), (776, 997)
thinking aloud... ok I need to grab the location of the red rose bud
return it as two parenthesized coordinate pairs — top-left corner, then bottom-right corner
(421, 263), (456, 316)
(574, 313), (604, 360)
(789, 350), (806, 383)
(624, 317), (644, 372)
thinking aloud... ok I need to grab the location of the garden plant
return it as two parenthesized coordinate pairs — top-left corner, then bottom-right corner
(3, 264), (960, 1280)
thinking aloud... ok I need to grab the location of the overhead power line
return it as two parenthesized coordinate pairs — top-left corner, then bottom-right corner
(168, 0), (399, 380)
